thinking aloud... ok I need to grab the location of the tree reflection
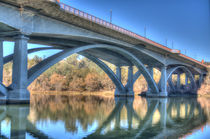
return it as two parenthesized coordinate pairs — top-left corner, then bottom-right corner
(29, 94), (115, 133)
(0, 95), (208, 139)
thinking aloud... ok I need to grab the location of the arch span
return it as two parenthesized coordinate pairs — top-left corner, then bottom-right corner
(0, 83), (7, 96)
(167, 66), (197, 90)
(4, 45), (126, 94)
(27, 44), (159, 94)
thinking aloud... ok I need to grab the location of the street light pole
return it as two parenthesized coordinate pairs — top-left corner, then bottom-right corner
(110, 9), (112, 23)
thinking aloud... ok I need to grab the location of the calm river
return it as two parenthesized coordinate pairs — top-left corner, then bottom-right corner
(0, 94), (210, 139)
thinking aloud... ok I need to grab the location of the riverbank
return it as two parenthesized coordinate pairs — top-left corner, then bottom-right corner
(30, 91), (210, 98)
(30, 91), (116, 97)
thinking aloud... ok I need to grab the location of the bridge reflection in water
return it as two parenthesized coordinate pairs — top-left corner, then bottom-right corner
(0, 95), (207, 139)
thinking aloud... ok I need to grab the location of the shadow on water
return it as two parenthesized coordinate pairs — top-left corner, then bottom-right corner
(0, 94), (208, 139)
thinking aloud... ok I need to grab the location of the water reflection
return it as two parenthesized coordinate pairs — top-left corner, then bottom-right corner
(0, 95), (208, 139)
(0, 105), (49, 139)
(87, 97), (207, 138)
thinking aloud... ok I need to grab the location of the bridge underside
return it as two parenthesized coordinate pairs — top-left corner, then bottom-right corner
(0, 0), (207, 104)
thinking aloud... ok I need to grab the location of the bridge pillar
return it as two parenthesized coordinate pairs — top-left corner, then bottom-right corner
(127, 66), (134, 96)
(0, 39), (3, 83)
(7, 35), (30, 103)
(168, 76), (175, 92)
(198, 74), (204, 88)
(185, 74), (189, 91)
(185, 74), (188, 86)
(114, 66), (122, 96)
(160, 66), (168, 97)
(177, 73), (181, 90)
(116, 66), (121, 82)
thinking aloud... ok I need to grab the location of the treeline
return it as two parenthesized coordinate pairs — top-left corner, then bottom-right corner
(30, 54), (119, 92)
(27, 54), (116, 92)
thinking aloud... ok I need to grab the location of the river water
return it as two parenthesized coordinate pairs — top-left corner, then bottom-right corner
(0, 94), (210, 139)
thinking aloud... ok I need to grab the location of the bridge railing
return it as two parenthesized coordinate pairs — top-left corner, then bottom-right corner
(59, 3), (172, 51)
(50, 1), (205, 67)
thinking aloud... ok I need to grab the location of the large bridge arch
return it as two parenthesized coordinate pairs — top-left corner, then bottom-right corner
(2, 45), (126, 94)
(166, 66), (197, 91)
(166, 62), (205, 75)
(31, 35), (165, 66)
(27, 44), (159, 94)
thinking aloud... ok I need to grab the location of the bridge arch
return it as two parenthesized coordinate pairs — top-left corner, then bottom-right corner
(3, 46), (126, 94)
(33, 35), (165, 66)
(27, 44), (159, 94)
(166, 66), (197, 91)
(0, 83), (7, 96)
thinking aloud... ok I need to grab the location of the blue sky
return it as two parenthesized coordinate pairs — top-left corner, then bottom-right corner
(3, 0), (210, 61)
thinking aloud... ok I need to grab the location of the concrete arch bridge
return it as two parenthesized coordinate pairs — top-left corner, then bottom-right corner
(0, 0), (207, 103)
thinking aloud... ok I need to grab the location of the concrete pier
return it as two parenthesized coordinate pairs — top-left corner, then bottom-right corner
(7, 35), (30, 103)
(127, 66), (134, 95)
(160, 66), (168, 97)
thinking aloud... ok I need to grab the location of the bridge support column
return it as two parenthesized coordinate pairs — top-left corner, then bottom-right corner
(185, 74), (188, 86)
(126, 66), (134, 96)
(168, 76), (175, 92)
(160, 66), (168, 97)
(185, 74), (189, 91)
(7, 35), (30, 103)
(115, 66), (122, 96)
(198, 74), (204, 88)
(177, 73), (181, 91)
(0, 39), (3, 83)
